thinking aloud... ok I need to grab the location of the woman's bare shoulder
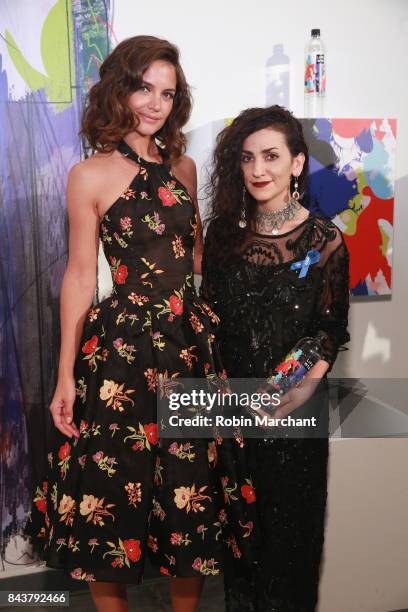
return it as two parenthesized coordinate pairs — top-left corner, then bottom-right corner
(172, 154), (197, 197)
(172, 153), (196, 175)
(68, 151), (117, 183)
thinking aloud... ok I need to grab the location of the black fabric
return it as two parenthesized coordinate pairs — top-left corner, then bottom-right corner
(201, 214), (350, 611)
(23, 142), (254, 584)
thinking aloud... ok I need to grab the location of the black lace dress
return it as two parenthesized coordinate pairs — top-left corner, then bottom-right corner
(201, 214), (350, 611)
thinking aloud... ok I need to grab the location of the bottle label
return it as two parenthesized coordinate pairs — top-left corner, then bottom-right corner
(304, 53), (326, 95)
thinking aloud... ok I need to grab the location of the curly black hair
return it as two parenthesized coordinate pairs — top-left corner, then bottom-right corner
(205, 105), (309, 262)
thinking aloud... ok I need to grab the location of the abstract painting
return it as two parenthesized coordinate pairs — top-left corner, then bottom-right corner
(302, 118), (396, 296)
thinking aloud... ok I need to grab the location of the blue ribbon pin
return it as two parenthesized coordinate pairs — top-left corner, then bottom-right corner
(290, 249), (320, 278)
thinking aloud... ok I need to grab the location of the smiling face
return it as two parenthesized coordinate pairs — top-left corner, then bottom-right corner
(241, 128), (305, 209)
(127, 59), (177, 137)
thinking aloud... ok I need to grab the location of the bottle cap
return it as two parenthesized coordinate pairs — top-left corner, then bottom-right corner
(311, 28), (320, 37)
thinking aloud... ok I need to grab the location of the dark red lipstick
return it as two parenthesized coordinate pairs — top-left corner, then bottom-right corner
(251, 181), (271, 188)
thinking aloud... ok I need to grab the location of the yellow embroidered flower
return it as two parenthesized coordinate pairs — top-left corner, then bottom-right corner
(99, 380), (119, 401)
(58, 494), (75, 515)
(174, 486), (191, 510)
(80, 494), (99, 516)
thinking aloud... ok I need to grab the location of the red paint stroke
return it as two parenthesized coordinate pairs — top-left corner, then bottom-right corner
(374, 129), (386, 141)
(343, 185), (394, 291)
(89, 53), (103, 68)
(95, 14), (118, 44)
(388, 118), (397, 139)
(333, 118), (397, 142)
(332, 119), (374, 138)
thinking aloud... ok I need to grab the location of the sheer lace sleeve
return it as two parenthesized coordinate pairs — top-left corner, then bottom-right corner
(315, 232), (350, 368)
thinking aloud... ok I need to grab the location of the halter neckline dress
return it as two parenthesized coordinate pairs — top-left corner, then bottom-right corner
(24, 139), (255, 583)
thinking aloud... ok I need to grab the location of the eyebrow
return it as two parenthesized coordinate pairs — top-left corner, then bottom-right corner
(141, 80), (176, 93)
(241, 147), (279, 154)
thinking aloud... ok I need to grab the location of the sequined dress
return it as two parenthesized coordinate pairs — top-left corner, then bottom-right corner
(201, 214), (350, 611)
(23, 140), (254, 584)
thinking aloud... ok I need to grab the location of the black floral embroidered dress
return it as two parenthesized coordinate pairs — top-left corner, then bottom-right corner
(24, 140), (254, 584)
(201, 215), (350, 611)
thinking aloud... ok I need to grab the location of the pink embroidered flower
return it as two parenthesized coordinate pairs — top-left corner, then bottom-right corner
(92, 451), (103, 463)
(168, 442), (178, 455)
(120, 217), (132, 230)
(170, 532), (183, 545)
(192, 557), (202, 571)
(71, 568), (82, 579)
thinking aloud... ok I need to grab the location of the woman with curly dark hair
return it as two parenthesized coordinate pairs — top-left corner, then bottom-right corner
(23, 35), (240, 612)
(201, 105), (350, 611)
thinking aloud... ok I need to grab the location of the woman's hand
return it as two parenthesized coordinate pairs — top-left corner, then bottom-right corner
(271, 377), (321, 420)
(49, 375), (80, 439)
(254, 359), (330, 428)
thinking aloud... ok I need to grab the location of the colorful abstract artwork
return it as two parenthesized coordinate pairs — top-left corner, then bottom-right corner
(0, 0), (112, 564)
(301, 118), (396, 296)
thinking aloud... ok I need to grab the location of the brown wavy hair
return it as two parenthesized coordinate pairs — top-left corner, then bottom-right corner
(205, 105), (309, 262)
(81, 35), (192, 163)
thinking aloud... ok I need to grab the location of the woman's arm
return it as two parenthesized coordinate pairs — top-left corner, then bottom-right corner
(273, 231), (350, 419)
(50, 162), (100, 439)
(172, 155), (203, 274)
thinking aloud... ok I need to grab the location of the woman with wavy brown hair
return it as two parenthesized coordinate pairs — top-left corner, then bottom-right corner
(23, 35), (233, 612)
(201, 105), (350, 611)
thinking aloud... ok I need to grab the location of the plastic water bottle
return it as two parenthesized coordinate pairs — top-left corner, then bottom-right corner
(266, 336), (324, 395)
(304, 29), (326, 117)
(265, 44), (290, 107)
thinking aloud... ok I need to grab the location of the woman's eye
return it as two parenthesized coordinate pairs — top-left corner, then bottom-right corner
(266, 153), (278, 161)
(139, 85), (149, 92)
(163, 92), (175, 100)
(241, 155), (252, 163)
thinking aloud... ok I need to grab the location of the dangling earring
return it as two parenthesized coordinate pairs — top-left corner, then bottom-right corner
(239, 186), (247, 228)
(292, 175), (300, 201)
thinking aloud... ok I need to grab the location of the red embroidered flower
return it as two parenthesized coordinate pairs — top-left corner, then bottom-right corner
(131, 441), (143, 452)
(241, 484), (256, 504)
(114, 264), (128, 285)
(36, 499), (47, 513)
(158, 186), (177, 206)
(160, 566), (170, 575)
(169, 295), (183, 315)
(82, 335), (98, 354)
(170, 532), (182, 545)
(123, 539), (141, 563)
(58, 442), (71, 461)
(144, 423), (158, 446)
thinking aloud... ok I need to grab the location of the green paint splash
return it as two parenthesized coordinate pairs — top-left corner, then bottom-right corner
(6, 0), (75, 110)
